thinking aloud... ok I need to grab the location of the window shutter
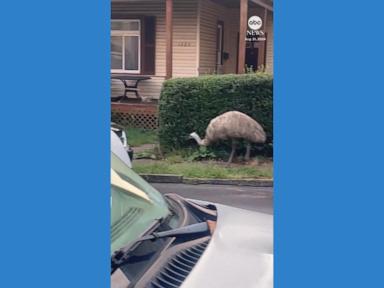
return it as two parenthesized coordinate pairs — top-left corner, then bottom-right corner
(142, 16), (156, 75)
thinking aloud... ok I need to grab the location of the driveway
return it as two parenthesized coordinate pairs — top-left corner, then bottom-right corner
(152, 183), (273, 215)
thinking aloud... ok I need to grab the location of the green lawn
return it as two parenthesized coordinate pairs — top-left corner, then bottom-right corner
(133, 160), (273, 179)
(125, 128), (158, 147)
(122, 127), (272, 179)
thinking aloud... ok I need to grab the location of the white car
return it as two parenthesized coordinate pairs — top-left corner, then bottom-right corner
(111, 131), (273, 288)
(111, 123), (134, 162)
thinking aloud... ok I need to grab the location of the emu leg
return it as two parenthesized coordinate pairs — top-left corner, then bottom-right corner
(227, 140), (236, 164)
(245, 143), (251, 162)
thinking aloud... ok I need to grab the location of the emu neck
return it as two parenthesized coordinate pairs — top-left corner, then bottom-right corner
(191, 133), (207, 146)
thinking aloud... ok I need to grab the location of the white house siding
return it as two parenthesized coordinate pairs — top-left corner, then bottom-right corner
(222, 8), (240, 74)
(111, 0), (198, 99)
(198, 0), (228, 75)
(172, 0), (199, 77)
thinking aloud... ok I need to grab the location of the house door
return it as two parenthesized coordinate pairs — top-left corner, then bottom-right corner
(237, 31), (267, 72)
(246, 46), (259, 72)
(245, 41), (265, 72)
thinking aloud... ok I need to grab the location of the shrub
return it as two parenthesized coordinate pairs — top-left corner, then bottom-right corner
(158, 73), (273, 155)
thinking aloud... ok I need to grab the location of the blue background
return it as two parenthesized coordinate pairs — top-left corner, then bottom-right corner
(1, 0), (384, 287)
(0, 0), (110, 287)
(275, 0), (384, 287)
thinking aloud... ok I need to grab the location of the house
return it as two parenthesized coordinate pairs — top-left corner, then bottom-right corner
(111, 0), (273, 100)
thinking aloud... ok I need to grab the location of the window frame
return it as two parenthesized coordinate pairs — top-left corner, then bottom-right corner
(111, 19), (141, 74)
(216, 21), (224, 66)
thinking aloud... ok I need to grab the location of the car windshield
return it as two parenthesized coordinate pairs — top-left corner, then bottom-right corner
(111, 152), (170, 254)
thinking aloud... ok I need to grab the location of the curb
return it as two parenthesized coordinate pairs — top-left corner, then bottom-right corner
(139, 174), (273, 187)
(140, 174), (183, 183)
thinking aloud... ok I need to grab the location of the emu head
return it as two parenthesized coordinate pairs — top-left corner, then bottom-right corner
(189, 132), (198, 139)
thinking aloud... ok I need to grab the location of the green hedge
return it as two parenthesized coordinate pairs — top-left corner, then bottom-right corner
(158, 73), (273, 153)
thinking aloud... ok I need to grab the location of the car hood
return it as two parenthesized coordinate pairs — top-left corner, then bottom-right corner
(181, 202), (273, 288)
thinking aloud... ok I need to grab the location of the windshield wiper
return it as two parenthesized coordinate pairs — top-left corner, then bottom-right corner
(111, 222), (209, 269)
(139, 221), (208, 241)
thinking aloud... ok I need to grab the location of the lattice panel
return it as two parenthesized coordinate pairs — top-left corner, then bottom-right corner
(111, 102), (159, 130)
(112, 111), (158, 130)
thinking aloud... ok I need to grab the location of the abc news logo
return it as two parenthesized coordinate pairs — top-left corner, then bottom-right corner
(248, 16), (262, 30)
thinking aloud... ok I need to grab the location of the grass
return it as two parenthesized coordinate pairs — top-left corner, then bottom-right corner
(121, 126), (273, 179)
(125, 128), (158, 147)
(133, 160), (273, 179)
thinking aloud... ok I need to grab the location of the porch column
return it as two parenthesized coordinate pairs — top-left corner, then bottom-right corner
(263, 7), (268, 27)
(238, 0), (248, 74)
(165, 0), (173, 79)
(263, 8), (268, 68)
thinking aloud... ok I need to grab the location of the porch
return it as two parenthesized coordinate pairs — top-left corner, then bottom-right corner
(111, 0), (273, 100)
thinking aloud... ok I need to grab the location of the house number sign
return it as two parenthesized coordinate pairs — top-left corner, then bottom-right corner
(176, 42), (192, 47)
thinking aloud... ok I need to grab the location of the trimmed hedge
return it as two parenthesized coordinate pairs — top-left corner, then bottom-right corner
(158, 73), (273, 153)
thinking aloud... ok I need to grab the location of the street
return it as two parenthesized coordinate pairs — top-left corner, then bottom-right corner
(152, 183), (273, 215)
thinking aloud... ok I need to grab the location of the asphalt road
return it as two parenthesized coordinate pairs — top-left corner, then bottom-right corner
(152, 183), (273, 215)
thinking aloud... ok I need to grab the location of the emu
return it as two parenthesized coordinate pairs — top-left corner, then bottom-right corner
(190, 111), (266, 164)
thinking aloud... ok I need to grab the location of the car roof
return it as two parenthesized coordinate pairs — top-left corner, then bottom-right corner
(111, 130), (132, 168)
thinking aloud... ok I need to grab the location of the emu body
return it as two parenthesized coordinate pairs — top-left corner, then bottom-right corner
(190, 111), (266, 163)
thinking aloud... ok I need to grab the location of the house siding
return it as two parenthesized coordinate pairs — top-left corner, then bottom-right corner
(198, 0), (228, 75)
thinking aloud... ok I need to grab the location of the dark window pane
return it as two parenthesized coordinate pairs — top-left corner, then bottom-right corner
(111, 21), (139, 31)
(125, 36), (139, 71)
(111, 36), (122, 70)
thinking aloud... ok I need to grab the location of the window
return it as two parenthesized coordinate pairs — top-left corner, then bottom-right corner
(216, 22), (224, 66)
(111, 20), (141, 73)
